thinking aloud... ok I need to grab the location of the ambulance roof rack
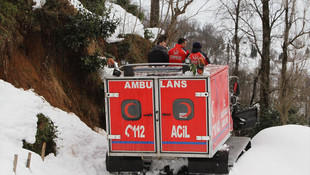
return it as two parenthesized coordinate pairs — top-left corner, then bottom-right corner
(119, 63), (189, 68)
(119, 63), (190, 77)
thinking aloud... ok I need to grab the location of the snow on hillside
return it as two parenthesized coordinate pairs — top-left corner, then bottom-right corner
(33, 0), (148, 43)
(1, 79), (310, 175)
(33, 0), (46, 9)
(104, 2), (145, 43)
(0, 80), (108, 175)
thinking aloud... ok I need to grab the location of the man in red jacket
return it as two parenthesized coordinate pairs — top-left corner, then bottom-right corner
(168, 38), (190, 63)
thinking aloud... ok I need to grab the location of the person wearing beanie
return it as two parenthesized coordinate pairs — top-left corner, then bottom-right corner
(168, 38), (190, 63)
(188, 42), (211, 65)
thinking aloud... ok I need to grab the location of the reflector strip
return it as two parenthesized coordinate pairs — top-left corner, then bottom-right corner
(112, 141), (154, 144)
(213, 124), (229, 143)
(162, 141), (207, 145)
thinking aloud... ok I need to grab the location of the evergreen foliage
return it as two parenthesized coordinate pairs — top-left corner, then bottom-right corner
(287, 106), (308, 125)
(63, 11), (118, 51)
(79, 0), (106, 15)
(113, 0), (144, 20)
(246, 106), (308, 137)
(23, 113), (58, 156)
(250, 44), (258, 58)
(247, 108), (281, 137)
(144, 28), (154, 40)
(0, 1), (18, 30)
(80, 52), (107, 72)
(0, 0), (36, 41)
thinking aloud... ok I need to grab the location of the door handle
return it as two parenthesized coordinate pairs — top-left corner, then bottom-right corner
(162, 113), (171, 116)
(143, 114), (153, 117)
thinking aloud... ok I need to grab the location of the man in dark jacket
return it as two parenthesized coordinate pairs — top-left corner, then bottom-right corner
(148, 35), (169, 63)
(188, 42), (211, 65)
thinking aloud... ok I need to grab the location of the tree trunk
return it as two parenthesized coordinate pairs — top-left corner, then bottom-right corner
(280, 0), (289, 124)
(279, 0), (296, 125)
(260, 0), (271, 111)
(233, 0), (241, 77)
(150, 0), (160, 27)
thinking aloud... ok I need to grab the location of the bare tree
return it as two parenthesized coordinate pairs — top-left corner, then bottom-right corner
(277, 55), (309, 124)
(278, 0), (310, 124)
(218, 0), (245, 76)
(241, 0), (284, 111)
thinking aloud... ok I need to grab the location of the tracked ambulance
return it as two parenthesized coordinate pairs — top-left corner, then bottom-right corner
(103, 61), (257, 174)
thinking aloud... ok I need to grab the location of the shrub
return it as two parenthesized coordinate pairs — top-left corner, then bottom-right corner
(63, 10), (118, 51)
(23, 113), (58, 156)
(144, 28), (154, 40)
(79, 0), (106, 16)
(0, 1), (18, 42)
(246, 108), (281, 137)
(80, 52), (107, 72)
(113, 0), (144, 20)
(287, 106), (308, 125)
(0, 1), (18, 28)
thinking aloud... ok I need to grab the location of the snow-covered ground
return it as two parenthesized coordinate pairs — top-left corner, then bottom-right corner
(9, 1), (308, 174)
(0, 80), (108, 175)
(1, 79), (310, 175)
(231, 125), (310, 175)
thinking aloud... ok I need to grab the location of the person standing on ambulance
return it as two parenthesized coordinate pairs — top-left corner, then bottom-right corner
(188, 42), (211, 65)
(168, 38), (190, 63)
(148, 35), (169, 63)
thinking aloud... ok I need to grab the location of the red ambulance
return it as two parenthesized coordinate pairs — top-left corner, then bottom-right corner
(104, 63), (257, 174)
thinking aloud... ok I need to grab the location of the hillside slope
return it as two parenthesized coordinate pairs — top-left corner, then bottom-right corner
(0, 0), (151, 129)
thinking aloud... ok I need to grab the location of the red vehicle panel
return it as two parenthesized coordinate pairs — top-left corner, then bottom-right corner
(159, 79), (209, 153)
(210, 67), (231, 150)
(107, 80), (156, 152)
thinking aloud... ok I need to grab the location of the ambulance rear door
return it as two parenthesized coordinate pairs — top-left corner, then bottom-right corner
(106, 79), (156, 153)
(159, 78), (209, 153)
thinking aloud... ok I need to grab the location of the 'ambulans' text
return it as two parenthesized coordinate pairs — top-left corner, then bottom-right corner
(124, 81), (152, 89)
(160, 80), (187, 88)
(124, 80), (188, 89)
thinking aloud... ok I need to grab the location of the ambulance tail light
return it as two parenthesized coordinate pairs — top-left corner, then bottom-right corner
(233, 82), (240, 96)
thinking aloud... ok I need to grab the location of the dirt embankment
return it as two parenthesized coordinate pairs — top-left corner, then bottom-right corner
(0, 2), (152, 129)
(0, 27), (106, 129)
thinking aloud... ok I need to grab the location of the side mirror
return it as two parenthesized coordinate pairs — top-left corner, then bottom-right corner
(113, 69), (121, 77)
